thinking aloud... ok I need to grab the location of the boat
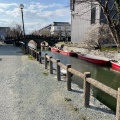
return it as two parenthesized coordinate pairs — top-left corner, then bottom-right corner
(77, 53), (110, 65)
(59, 50), (77, 57)
(52, 65), (67, 75)
(51, 47), (60, 52)
(28, 40), (37, 49)
(111, 61), (120, 70)
(61, 69), (67, 76)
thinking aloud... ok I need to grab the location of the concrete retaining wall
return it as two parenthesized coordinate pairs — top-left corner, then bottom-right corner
(57, 45), (120, 61)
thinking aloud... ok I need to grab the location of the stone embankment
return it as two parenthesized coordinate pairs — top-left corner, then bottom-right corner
(56, 44), (120, 61)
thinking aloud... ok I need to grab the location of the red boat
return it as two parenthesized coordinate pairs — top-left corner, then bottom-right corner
(51, 47), (60, 52)
(77, 53), (110, 65)
(59, 50), (77, 57)
(111, 61), (120, 70)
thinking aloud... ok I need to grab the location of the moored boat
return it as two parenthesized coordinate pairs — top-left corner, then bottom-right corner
(51, 47), (60, 52)
(77, 53), (110, 65)
(111, 61), (120, 70)
(59, 50), (77, 57)
(28, 40), (37, 49)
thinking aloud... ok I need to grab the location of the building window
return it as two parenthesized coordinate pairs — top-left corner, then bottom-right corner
(57, 26), (61, 30)
(116, 0), (120, 4)
(70, 0), (75, 11)
(91, 2), (96, 24)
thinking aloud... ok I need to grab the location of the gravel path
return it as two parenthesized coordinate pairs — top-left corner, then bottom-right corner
(0, 43), (115, 120)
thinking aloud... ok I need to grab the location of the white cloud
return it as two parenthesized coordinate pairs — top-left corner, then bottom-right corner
(0, 3), (18, 9)
(54, 8), (70, 17)
(0, 8), (4, 12)
(0, 2), (70, 33)
(5, 8), (20, 17)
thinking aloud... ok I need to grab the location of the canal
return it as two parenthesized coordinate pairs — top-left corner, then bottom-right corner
(42, 50), (120, 112)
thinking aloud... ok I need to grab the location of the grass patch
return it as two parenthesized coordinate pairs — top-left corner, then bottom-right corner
(64, 97), (72, 102)
(42, 72), (49, 76)
(101, 47), (117, 51)
(28, 55), (34, 60)
(57, 42), (65, 45)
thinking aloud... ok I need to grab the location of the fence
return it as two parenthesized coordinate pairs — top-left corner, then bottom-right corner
(28, 47), (119, 120)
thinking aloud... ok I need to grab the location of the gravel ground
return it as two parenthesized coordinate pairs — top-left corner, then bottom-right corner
(0, 43), (115, 120)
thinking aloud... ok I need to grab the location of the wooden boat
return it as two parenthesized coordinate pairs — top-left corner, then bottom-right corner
(59, 50), (77, 57)
(111, 61), (120, 70)
(77, 53), (110, 65)
(52, 65), (67, 75)
(61, 69), (67, 76)
(28, 40), (37, 49)
(51, 47), (60, 52)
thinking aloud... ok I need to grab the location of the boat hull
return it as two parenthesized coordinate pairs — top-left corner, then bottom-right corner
(77, 54), (109, 65)
(51, 48), (59, 52)
(111, 61), (120, 70)
(59, 50), (77, 57)
(28, 43), (37, 49)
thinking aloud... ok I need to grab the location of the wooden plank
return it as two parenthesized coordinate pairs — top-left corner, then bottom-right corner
(46, 55), (50, 59)
(87, 78), (117, 98)
(57, 62), (66, 70)
(116, 88), (120, 120)
(51, 58), (57, 63)
(67, 64), (72, 91)
(56, 59), (61, 81)
(45, 53), (48, 69)
(84, 72), (91, 107)
(68, 68), (84, 79)
(50, 57), (53, 74)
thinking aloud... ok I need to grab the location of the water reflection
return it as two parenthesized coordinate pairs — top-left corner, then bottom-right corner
(42, 51), (120, 112)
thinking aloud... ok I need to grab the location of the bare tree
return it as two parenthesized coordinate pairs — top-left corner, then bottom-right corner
(56, 29), (63, 40)
(38, 29), (51, 36)
(63, 26), (71, 43)
(6, 23), (22, 39)
(74, 0), (120, 52)
(83, 24), (114, 49)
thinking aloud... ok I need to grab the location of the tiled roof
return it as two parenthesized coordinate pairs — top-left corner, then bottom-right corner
(53, 22), (70, 26)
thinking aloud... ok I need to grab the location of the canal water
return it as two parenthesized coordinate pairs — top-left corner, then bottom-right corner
(42, 51), (120, 112)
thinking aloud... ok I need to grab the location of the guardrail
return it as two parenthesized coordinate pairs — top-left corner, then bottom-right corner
(28, 47), (119, 120)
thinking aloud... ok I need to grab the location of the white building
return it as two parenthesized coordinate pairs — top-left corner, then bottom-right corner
(70, 0), (103, 44)
(50, 22), (71, 38)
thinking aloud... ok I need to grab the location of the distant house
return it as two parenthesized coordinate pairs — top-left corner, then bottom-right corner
(0, 27), (10, 40)
(50, 22), (71, 39)
(70, 0), (108, 44)
(38, 22), (71, 41)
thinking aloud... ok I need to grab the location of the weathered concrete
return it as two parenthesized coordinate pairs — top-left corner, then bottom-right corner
(57, 45), (120, 61)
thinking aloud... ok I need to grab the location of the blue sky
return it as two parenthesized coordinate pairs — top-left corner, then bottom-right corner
(0, 0), (70, 33)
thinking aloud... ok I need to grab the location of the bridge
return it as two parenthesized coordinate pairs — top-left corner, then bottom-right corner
(5, 35), (65, 48)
